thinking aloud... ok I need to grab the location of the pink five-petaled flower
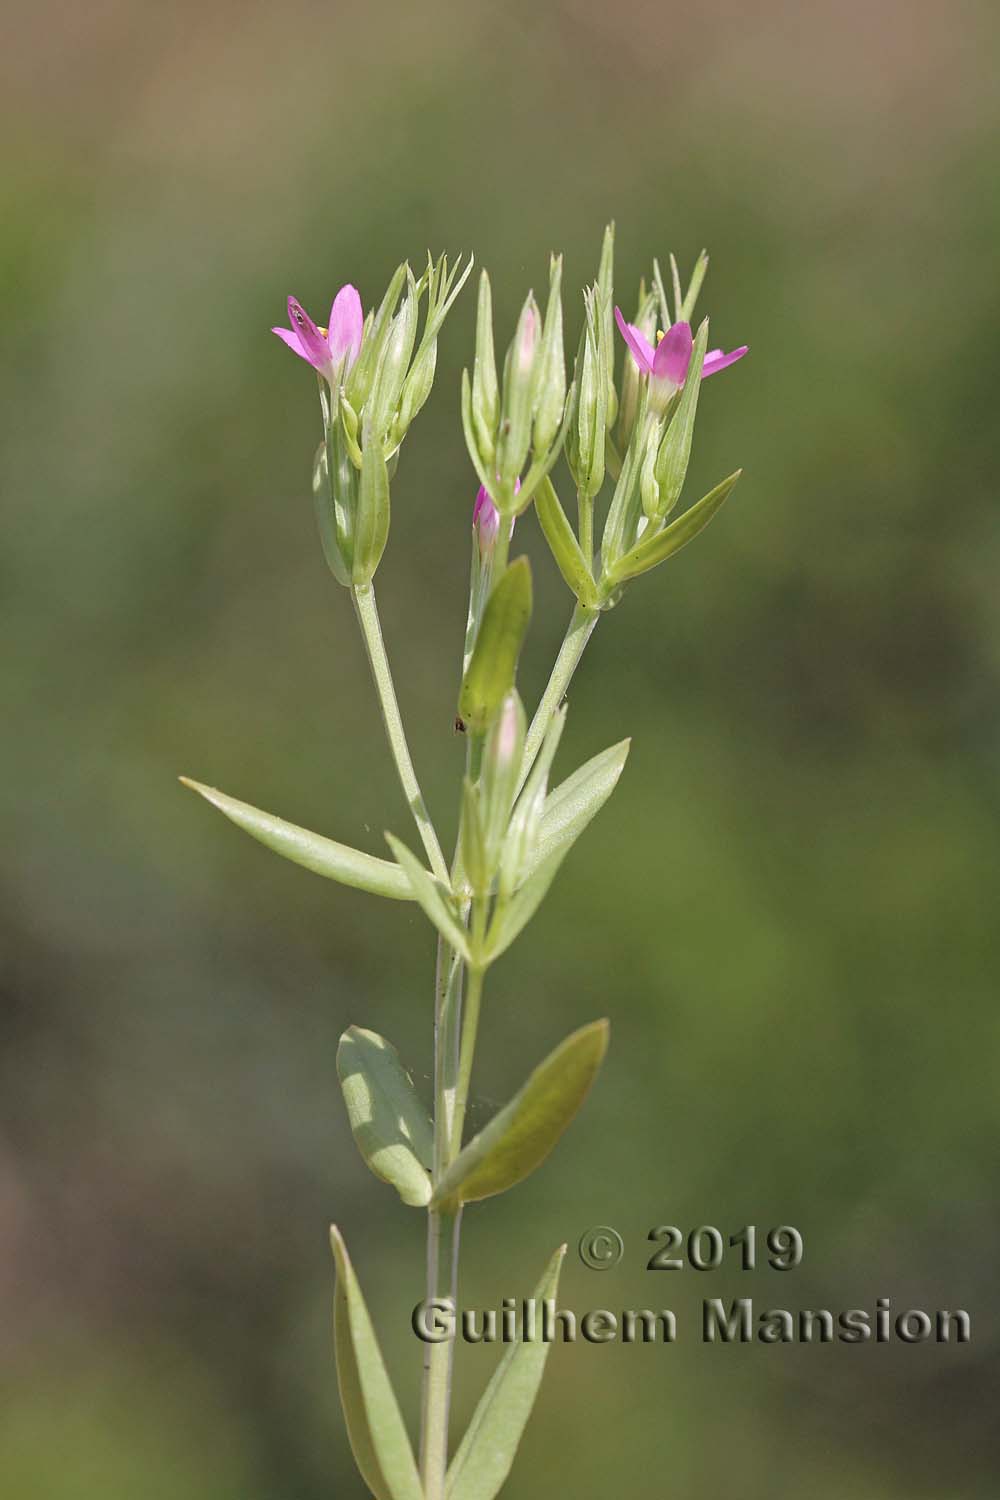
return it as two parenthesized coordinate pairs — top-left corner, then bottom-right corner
(614, 307), (748, 392)
(272, 285), (364, 384)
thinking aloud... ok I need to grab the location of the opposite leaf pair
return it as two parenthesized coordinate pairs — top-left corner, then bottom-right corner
(332, 1227), (565, 1500)
(337, 1019), (609, 1212)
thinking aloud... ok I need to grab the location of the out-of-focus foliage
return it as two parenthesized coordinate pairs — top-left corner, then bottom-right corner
(2, 1), (999, 1496)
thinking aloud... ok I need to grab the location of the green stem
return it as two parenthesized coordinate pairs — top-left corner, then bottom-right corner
(518, 601), (600, 795)
(419, 913), (470, 1490)
(420, 1203), (461, 1500)
(451, 961), (485, 1160)
(418, 522), (514, 1494)
(351, 582), (450, 885)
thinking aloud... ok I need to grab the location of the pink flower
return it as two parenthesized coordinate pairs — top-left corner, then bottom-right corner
(614, 308), (747, 390)
(473, 482), (518, 557)
(272, 285), (364, 383)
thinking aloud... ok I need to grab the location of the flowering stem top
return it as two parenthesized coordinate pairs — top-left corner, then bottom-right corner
(184, 225), (750, 1500)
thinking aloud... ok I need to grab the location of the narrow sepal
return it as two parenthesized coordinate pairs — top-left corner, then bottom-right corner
(653, 318), (708, 517)
(352, 422), (391, 583)
(431, 1020), (609, 1208)
(681, 249), (709, 322)
(472, 269), (499, 456)
(462, 367), (496, 495)
(337, 1027), (433, 1207)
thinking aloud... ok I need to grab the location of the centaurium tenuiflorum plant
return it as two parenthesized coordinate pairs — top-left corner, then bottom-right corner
(183, 226), (747, 1500)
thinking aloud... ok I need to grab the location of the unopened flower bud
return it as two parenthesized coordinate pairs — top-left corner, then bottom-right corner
(473, 485), (500, 555)
(518, 303), (539, 372)
(494, 292), (541, 508)
(472, 482), (518, 558)
(532, 254), (566, 457)
(566, 285), (608, 500)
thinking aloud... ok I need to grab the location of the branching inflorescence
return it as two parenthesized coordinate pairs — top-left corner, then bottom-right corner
(182, 226), (747, 1500)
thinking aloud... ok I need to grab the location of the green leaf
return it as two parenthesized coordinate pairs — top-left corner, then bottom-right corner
(497, 707), (566, 902)
(329, 1226), (424, 1500)
(535, 477), (597, 605)
(520, 738), (631, 881)
(179, 778), (413, 901)
(652, 318), (708, 518)
(337, 1027), (433, 1208)
(432, 1020), (609, 1208)
(487, 844), (569, 962)
(385, 834), (471, 961)
(446, 1245), (566, 1500)
(610, 469), (742, 583)
(458, 558), (533, 735)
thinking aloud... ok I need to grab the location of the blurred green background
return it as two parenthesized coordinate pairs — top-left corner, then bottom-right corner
(3, 0), (999, 1495)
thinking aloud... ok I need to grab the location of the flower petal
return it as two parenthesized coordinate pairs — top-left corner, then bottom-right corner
(701, 345), (749, 379)
(328, 284), (364, 371)
(287, 296), (332, 374)
(614, 306), (655, 375)
(652, 320), (692, 387)
(272, 325), (312, 361)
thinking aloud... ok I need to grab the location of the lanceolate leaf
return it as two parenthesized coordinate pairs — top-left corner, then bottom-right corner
(610, 469), (742, 584)
(337, 1027), (433, 1207)
(535, 477), (597, 605)
(432, 1020), (609, 1209)
(459, 558), (533, 734)
(520, 739), (630, 881)
(446, 1245), (566, 1500)
(330, 1226), (424, 1500)
(487, 845), (569, 963)
(385, 834), (472, 961)
(180, 779), (413, 901)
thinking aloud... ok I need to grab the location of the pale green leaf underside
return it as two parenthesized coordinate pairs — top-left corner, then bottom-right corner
(446, 1245), (566, 1500)
(432, 1020), (609, 1208)
(519, 739), (630, 882)
(180, 778), (413, 902)
(486, 845), (569, 962)
(330, 1226), (424, 1500)
(337, 1026), (433, 1207)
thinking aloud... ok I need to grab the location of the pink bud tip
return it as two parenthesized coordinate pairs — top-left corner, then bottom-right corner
(473, 485), (501, 553)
